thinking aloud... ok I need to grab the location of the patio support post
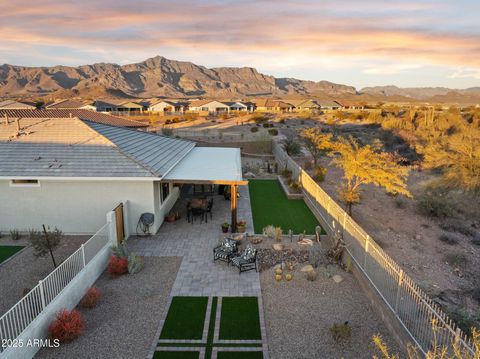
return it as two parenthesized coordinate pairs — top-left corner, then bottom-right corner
(231, 184), (238, 232)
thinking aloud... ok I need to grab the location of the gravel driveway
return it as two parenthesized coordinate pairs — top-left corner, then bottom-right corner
(261, 265), (401, 359)
(36, 256), (181, 359)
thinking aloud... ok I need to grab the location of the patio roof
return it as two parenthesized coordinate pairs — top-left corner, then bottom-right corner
(163, 147), (247, 185)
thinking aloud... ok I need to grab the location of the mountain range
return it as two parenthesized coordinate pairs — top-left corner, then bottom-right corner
(0, 56), (479, 104)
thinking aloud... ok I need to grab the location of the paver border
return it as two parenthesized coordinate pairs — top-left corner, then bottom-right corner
(211, 347), (265, 359)
(0, 245), (27, 267)
(154, 346), (206, 359)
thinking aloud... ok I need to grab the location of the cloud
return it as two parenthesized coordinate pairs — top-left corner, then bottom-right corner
(449, 68), (480, 80)
(363, 64), (422, 75)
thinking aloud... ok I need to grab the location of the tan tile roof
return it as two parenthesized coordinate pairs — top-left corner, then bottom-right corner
(46, 99), (86, 109)
(0, 109), (148, 128)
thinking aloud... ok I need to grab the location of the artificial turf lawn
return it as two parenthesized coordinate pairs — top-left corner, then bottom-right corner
(153, 351), (199, 359)
(217, 352), (263, 359)
(219, 297), (261, 340)
(160, 296), (208, 340)
(0, 246), (24, 264)
(248, 179), (321, 234)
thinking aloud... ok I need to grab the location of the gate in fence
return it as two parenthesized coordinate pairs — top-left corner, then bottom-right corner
(114, 203), (125, 244)
(272, 140), (475, 356)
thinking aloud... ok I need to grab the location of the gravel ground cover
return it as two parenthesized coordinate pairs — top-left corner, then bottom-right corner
(0, 245), (24, 264)
(248, 179), (320, 234)
(0, 235), (89, 316)
(219, 297), (261, 340)
(36, 256), (182, 359)
(160, 296), (208, 340)
(261, 265), (401, 359)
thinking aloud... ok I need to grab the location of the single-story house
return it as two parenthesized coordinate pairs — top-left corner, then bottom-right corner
(317, 100), (342, 110)
(148, 100), (185, 113)
(0, 100), (36, 110)
(94, 100), (145, 114)
(334, 100), (365, 110)
(46, 99), (93, 110)
(224, 101), (254, 112)
(0, 109), (148, 129)
(254, 99), (294, 113)
(287, 99), (320, 112)
(188, 100), (230, 113)
(0, 116), (245, 236)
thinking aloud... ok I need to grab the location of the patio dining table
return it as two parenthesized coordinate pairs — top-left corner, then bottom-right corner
(190, 198), (208, 209)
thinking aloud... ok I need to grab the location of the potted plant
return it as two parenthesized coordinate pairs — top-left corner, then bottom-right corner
(221, 222), (230, 233)
(236, 220), (247, 233)
(165, 212), (176, 222)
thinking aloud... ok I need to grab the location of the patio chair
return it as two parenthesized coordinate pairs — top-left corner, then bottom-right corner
(230, 244), (257, 274)
(213, 237), (238, 264)
(205, 198), (214, 220)
(190, 207), (205, 223)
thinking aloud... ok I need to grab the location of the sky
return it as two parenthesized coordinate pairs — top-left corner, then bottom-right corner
(1, 0), (479, 89)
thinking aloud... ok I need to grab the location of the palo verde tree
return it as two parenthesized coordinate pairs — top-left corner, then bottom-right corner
(300, 128), (333, 166)
(29, 225), (63, 268)
(329, 136), (411, 215)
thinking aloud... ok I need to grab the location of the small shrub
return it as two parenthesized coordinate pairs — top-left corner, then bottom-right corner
(303, 160), (313, 171)
(312, 166), (327, 182)
(444, 252), (467, 268)
(306, 270), (317, 281)
(128, 253), (144, 274)
(250, 127), (259, 133)
(268, 128), (278, 136)
(108, 255), (128, 276)
(309, 246), (324, 268)
(262, 225), (276, 239)
(417, 191), (455, 219)
(80, 287), (102, 309)
(438, 233), (459, 245)
(274, 227), (282, 241)
(440, 219), (477, 238)
(472, 236), (480, 246)
(111, 242), (129, 258)
(447, 306), (478, 336)
(279, 119), (286, 124)
(289, 181), (302, 192)
(394, 197), (406, 209)
(330, 322), (351, 342)
(280, 168), (292, 178)
(10, 229), (21, 240)
(48, 309), (85, 343)
(262, 122), (270, 128)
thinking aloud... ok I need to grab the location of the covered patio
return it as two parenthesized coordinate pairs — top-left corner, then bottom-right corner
(163, 147), (248, 232)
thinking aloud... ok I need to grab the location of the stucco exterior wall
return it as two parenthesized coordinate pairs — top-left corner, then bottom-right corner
(0, 179), (156, 235)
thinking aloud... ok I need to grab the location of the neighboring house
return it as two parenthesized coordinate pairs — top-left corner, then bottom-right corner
(335, 100), (365, 110)
(254, 99), (294, 112)
(0, 117), (245, 236)
(287, 99), (320, 112)
(0, 109), (148, 129)
(0, 100), (36, 109)
(148, 100), (185, 113)
(94, 99), (144, 114)
(46, 99), (92, 110)
(224, 101), (254, 112)
(317, 100), (342, 110)
(188, 100), (230, 113)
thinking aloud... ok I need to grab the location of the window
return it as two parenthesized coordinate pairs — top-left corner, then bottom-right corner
(10, 179), (40, 187)
(161, 183), (170, 203)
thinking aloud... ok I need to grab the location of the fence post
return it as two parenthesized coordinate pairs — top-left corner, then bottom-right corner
(364, 235), (370, 269)
(38, 280), (46, 310)
(394, 269), (404, 313)
(81, 244), (86, 267)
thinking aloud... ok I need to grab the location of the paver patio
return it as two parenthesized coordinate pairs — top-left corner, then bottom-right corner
(129, 185), (261, 297)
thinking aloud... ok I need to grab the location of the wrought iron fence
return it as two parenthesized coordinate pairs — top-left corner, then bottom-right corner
(272, 140), (475, 356)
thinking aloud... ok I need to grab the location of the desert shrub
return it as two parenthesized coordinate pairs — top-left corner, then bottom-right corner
(443, 252), (467, 268)
(112, 242), (129, 258)
(268, 129), (278, 136)
(472, 236), (480, 246)
(330, 322), (351, 342)
(289, 181), (302, 192)
(281, 137), (302, 156)
(308, 246), (324, 268)
(48, 309), (85, 343)
(184, 113), (199, 121)
(250, 127), (259, 133)
(10, 229), (20, 240)
(262, 225), (276, 238)
(128, 253), (144, 274)
(417, 191), (455, 219)
(447, 306), (479, 336)
(440, 219), (477, 238)
(251, 114), (268, 123)
(262, 122), (270, 128)
(312, 165), (327, 182)
(438, 233), (459, 245)
(394, 197), (406, 208)
(303, 160), (313, 171)
(280, 168), (292, 178)
(279, 119), (286, 124)
(108, 255), (128, 276)
(80, 287), (102, 309)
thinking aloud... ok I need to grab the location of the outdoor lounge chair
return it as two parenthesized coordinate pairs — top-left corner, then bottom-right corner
(213, 237), (238, 263)
(230, 244), (257, 274)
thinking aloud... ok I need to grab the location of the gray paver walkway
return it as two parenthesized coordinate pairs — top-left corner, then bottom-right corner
(129, 185), (260, 297)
